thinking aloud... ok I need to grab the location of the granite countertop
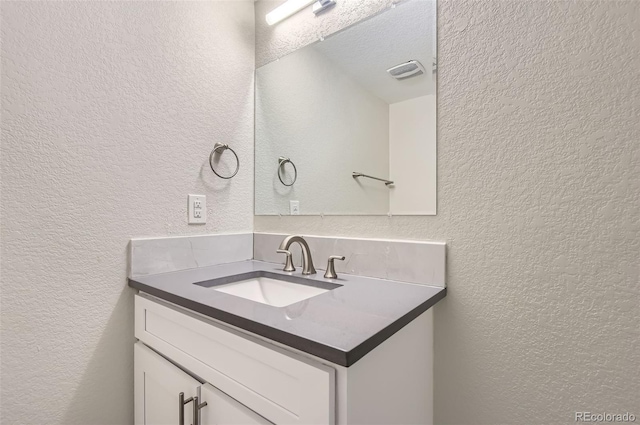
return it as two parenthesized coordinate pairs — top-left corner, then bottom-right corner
(128, 260), (446, 367)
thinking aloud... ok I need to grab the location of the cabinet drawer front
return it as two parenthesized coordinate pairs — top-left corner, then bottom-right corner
(135, 295), (335, 425)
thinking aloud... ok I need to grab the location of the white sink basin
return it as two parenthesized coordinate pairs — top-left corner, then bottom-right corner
(212, 276), (330, 307)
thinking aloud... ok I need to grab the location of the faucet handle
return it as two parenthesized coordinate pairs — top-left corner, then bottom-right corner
(324, 255), (345, 279)
(277, 249), (296, 272)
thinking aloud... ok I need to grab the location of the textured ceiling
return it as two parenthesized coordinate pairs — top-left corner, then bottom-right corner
(312, 0), (435, 103)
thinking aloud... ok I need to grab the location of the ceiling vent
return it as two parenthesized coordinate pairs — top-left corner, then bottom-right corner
(387, 60), (425, 80)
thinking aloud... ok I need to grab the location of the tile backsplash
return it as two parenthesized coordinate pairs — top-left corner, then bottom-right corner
(130, 233), (253, 277)
(129, 232), (445, 287)
(254, 233), (446, 288)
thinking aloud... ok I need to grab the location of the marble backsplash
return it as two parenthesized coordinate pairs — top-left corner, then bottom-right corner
(129, 233), (253, 277)
(129, 232), (445, 287)
(254, 233), (446, 288)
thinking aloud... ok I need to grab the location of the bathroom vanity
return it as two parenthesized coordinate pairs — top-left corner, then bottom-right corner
(124, 0), (442, 422)
(129, 234), (446, 425)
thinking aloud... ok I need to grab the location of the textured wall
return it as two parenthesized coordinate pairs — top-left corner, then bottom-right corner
(1, 2), (254, 424)
(255, 0), (640, 423)
(255, 46), (389, 215)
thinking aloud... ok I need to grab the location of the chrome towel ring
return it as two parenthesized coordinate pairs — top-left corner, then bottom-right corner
(209, 143), (239, 179)
(278, 156), (297, 186)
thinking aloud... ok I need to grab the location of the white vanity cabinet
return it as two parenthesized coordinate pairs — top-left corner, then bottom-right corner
(135, 343), (200, 425)
(134, 294), (335, 425)
(135, 343), (271, 425)
(134, 293), (434, 425)
(200, 384), (272, 425)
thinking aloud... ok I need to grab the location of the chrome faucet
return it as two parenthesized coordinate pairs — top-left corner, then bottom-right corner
(277, 235), (316, 275)
(324, 255), (345, 279)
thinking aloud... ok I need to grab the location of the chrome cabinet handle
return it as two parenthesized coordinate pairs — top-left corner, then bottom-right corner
(179, 392), (194, 425)
(277, 249), (296, 272)
(193, 396), (208, 425)
(324, 255), (345, 279)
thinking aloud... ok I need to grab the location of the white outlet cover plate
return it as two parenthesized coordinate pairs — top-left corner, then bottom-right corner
(290, 200), (300, 215)
(188, 194), (207, 224)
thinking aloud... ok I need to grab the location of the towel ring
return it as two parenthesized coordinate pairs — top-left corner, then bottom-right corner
(278, 157), (297, 186)
(209, 143), (239, 179)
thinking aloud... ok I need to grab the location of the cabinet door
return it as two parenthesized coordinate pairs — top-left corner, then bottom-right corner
(136, 295), (335, 424)
(135, 342), (200, 425)
(200, 383), (272, 425)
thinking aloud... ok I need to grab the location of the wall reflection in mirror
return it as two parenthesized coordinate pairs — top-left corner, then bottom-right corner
(255, 0), (436, 216)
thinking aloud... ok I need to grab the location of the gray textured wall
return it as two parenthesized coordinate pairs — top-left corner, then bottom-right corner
(1, 2), (254, 424)
(255, 0), (640, 423)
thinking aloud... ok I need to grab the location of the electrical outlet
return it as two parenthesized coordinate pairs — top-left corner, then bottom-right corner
(188, 194), (206, 224)
(290, 200), (300, 215)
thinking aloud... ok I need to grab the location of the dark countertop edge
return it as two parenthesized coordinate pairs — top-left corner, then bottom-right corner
(345, 287), (447, 365)
(128, 278), (446, 367)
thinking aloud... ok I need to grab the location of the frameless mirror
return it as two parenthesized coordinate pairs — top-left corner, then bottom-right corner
(255, 0), (436, 216)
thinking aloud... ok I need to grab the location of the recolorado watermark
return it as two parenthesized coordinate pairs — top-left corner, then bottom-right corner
(575, 412), (636, 422)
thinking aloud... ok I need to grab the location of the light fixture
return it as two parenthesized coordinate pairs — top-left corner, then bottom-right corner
(266, 0), (315, 26)
(266, 0), (337, 26)
(313, 0), (336, 14)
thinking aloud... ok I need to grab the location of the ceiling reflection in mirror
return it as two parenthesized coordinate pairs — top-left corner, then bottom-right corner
(255, 0), (436, 216)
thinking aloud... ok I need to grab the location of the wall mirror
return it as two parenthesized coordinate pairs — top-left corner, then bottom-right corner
(255, 0), (436, 216)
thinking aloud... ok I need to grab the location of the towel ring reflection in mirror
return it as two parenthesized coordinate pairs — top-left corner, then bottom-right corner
(209, 143), (239, 179)
(278, 156), (297, 186)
